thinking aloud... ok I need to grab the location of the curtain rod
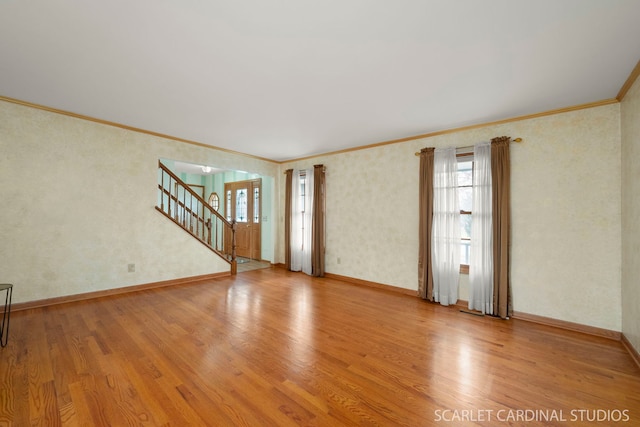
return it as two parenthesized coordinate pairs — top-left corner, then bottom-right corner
(283, 165), (326, 174)
(413, 137), (523, 156)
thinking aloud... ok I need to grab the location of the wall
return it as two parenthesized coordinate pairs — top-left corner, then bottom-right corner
(621, 74), (640, 353)
(0, 99), (278, 304)
(280, 104), (621, 331)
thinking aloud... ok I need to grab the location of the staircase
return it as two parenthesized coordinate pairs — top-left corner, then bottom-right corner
(156, 161), (237, 274)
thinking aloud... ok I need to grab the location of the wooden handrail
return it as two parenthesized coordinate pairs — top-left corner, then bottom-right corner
(158, 161), (231, 228)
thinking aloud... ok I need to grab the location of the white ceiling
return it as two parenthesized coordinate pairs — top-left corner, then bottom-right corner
(1, 1), (639, 162)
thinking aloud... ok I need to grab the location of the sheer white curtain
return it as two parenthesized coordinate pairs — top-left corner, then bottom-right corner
(469, 142), (493, 313)
(290, 169), (314, 275)
(290, 171), (302, 271)
(432, 147), (460, 306)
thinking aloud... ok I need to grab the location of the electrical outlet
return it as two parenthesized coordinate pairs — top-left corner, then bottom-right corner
(337, 257), (341, 264)
(128, 263), (135, 273)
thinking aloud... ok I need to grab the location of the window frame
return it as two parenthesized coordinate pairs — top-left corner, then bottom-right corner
(208, 192), (220, 211)
(457, 153), (474, 274)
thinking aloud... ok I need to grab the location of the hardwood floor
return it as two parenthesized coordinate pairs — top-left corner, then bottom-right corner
(2, 267), (639, 426)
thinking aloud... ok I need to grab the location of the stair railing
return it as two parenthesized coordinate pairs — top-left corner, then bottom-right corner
(156, 161), (237, 274)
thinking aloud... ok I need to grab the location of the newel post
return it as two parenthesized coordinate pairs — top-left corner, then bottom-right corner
(230, 220), (237, 275)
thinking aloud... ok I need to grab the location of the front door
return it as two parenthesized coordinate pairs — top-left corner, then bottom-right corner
(224, 179), (262, 260)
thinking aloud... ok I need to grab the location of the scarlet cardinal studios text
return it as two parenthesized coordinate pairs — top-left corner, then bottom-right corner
(433, 408), (630, 423)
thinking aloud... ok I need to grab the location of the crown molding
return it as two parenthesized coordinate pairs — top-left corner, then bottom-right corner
(0, 95), (278, 164)
(617, 59), (640, 101)
(279, 98), (619, 164)
(0, 94), (622, 166)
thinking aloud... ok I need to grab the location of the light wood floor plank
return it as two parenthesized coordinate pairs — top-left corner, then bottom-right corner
(1, 267), (639, 426)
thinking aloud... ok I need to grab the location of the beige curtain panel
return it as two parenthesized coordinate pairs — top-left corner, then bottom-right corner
(491, 137), (512, 319)
(418, 148), (435, 300)
(311, 164), (326, 277)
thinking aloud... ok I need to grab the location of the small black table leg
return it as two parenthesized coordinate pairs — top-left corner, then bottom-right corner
(0, 284), (13, 348)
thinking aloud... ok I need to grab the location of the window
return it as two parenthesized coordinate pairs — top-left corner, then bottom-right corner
(236, 189), (247, 222)
(208, 192), (219, 211)
(299, 172), (307, 238)
(457, 155), (473, 273)
(226, 190), (232, 221)
(290, 169), (315, 274)
(253, 187), (260, 223)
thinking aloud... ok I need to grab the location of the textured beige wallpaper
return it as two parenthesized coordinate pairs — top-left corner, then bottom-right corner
(621, 74), (640, 352)
(0, 100), (278, 304)
(280, 104), (622, 331)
